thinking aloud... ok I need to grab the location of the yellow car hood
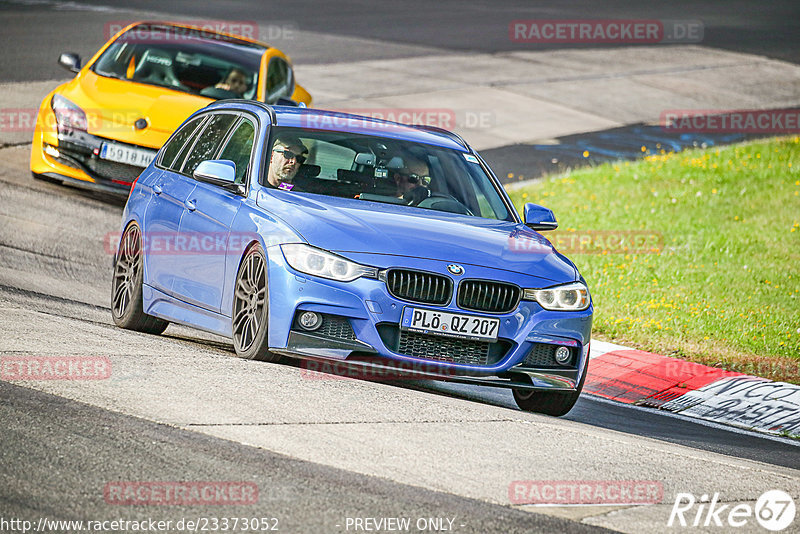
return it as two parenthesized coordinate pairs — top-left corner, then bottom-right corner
(59, 71), (212, 149)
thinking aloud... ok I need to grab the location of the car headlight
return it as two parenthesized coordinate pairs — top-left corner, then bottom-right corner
(281, 244), (377, 282)
(51, 94), (88, 133)
(523, 282), (590, 311)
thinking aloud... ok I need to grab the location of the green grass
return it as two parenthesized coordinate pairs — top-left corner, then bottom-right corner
(506, 137), (800, 383)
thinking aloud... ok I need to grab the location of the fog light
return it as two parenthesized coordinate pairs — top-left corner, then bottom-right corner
(298, 311), (322, 331)
(554, 346), (572, 365)
(44, 144), (60, 158)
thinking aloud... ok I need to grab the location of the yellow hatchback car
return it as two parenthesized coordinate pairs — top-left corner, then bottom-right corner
(30, 21), (312, 194)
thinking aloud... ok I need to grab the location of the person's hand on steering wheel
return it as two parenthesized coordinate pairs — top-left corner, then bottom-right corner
(402, 185), (431, 206)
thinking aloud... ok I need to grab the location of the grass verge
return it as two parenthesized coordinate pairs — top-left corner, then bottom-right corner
(506, 136), (800, 383)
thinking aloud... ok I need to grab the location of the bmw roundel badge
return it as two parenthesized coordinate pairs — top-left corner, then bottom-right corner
(447, 264), (464, 276)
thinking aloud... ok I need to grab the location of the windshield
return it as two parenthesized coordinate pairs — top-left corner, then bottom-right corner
(92, 24), (264, 100)
(265, 127), (513, 221)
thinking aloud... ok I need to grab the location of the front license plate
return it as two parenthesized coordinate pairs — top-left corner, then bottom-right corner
(401, 307), (500, 342)
(100, 142), (156, 168)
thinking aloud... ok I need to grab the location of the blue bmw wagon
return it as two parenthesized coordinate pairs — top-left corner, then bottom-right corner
(112, 101), (593, 416)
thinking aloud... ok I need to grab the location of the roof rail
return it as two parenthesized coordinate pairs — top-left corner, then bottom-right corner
(263, 104), (278, 124)
(206, 99), (277, 124)
(410, 124), (468, 150)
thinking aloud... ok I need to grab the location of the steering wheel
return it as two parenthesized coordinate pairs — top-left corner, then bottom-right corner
(414, 193), (474, 216)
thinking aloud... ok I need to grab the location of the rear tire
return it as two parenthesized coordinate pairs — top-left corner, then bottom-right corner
(231, 244), (281, 362)
(512, 364), (587, 416)
(111, 222), (169, 335)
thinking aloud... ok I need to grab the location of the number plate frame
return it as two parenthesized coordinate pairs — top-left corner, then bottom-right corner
(400, 307), (500, 342)
(99, 142), (156, 168)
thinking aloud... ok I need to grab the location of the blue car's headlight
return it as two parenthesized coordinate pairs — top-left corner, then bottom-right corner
(523, 282), (591, 311)
(281, 244), (377, 282)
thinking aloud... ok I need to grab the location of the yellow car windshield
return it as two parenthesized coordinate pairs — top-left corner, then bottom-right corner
(92, 24), (264, 100)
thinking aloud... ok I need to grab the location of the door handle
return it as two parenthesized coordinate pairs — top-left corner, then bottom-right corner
(185, 199), (196, 212)
(153, 184), (162, 195)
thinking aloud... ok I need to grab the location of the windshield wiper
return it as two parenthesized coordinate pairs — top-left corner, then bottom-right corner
(93, 70), (128, 81)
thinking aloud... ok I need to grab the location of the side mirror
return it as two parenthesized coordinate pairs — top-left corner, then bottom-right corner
(523, 203), (558, 231)
(58, 53), (81, 74)
(193, 160), (243, 194)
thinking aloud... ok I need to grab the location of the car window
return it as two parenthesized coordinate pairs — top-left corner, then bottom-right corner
(265, 57), (292, 103)
(303, 140), (356, 180)
(218, 117), (256, 184)
(267, 127), (512, 221)
(92, 24), (263, 100)
(182, 114), (238, 176)
(160, 116), (205, 170)
(170, 117), (209, 172)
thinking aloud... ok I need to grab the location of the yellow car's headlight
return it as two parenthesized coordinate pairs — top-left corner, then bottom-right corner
(51, 94), (88, 133)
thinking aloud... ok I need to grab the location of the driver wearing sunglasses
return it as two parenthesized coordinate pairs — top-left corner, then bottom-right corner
(267, 136), (308, 189)
(392, 157), (431, 205)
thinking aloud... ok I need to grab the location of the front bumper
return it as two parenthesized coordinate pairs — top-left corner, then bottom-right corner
(32, 127), (152, 195)
(266, 248), (593, 391)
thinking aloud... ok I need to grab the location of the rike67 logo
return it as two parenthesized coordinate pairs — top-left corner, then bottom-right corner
(669, 490), (796, 531)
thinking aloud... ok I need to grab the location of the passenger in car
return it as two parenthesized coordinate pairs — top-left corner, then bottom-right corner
(266, 136), (308, 190)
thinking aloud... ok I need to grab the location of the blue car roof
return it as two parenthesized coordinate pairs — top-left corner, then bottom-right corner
(205, 101), (469, 152)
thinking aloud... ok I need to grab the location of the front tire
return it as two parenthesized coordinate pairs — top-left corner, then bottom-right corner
(512, 365), (587, 416)
(111, 222), (169, 334)
(231, 244), (280, 362)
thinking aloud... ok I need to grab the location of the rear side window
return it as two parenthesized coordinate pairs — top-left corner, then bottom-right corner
(181, 113), (238, 176)
(218, 118), (256, 184)
(160, 116), (204, 170)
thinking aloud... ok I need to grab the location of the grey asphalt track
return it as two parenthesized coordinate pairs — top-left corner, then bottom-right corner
(1, 0), (798, 82)
(1, 380), (612, 533)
